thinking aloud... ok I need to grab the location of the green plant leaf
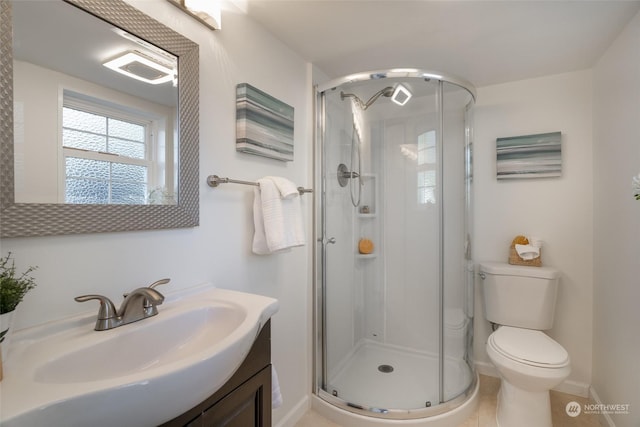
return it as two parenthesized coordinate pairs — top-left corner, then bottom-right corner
(0, 252), (38, 314)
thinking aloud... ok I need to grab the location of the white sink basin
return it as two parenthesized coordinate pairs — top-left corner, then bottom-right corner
(34, 303), (246, 384)
(0, 285), (279, 427)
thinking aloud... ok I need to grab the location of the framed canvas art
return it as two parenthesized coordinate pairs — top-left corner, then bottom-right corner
(496, 132), (561, 179)
(236, 83), (294, 162)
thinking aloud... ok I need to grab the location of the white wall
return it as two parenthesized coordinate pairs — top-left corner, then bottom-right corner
(472, 70), (594, 395)
(592, 11), (640, 427)
(2, 2), (312, 425)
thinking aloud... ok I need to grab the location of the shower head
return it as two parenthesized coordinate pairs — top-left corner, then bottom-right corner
(340, 86), (395, 110)
(381, 86), (395, 97)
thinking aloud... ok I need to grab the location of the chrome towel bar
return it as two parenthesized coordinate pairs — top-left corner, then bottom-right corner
(206, 175), (313, 195)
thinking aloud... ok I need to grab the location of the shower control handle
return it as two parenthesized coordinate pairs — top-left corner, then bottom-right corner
(340, 171), (360, 179)
(317, 237), (337, 246)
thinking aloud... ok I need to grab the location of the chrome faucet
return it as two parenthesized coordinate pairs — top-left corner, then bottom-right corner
(118, 287), (165, 325)
(75, 278), (169, 331)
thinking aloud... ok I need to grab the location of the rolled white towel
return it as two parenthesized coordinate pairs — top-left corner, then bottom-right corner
(515, 244), (540, 260)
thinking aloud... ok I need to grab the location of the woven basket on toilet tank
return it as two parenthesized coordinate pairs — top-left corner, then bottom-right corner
(508, 244), (542, 267)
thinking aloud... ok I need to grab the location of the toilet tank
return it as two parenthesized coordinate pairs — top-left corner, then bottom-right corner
(479, 262), (561, 330)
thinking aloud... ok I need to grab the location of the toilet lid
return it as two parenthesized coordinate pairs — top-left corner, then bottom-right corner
(490, 326), (569, 368)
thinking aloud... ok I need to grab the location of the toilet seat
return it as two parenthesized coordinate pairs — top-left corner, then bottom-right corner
(489, 326), (569, 368)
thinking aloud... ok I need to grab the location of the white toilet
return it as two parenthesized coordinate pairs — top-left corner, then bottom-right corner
(479, 262), (570, 427)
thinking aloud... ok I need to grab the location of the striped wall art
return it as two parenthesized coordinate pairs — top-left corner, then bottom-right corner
(236, 83), (294, 162)
(496, 131), (562, 179)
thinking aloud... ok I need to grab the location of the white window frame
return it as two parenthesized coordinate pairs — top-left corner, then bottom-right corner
(60, 90), (161, 204)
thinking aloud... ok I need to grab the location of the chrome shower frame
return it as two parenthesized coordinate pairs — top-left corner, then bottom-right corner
(313, 69), (478, 421)
(320, 69), (477, 101)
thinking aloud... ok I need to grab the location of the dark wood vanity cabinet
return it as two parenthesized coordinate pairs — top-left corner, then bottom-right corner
(161, 321), (272, 427)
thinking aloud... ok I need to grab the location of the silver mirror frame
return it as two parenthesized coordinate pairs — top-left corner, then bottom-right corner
(0, 0), (199, 237)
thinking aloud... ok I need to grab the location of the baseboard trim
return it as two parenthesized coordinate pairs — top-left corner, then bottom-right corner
(473, 361), (590, 397)
(589, 386), (616, 427)
(274, 395), (310, 427)
(474, 361), (498, 377)
(555, 379), (590, 398)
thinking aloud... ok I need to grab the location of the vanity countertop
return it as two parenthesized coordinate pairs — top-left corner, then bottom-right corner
(0, 283), (279, 427)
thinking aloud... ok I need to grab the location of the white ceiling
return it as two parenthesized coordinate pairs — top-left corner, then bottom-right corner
(241, 0), (640, 88)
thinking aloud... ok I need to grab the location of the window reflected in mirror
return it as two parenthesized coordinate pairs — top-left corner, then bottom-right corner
(60, 92), (176, 205)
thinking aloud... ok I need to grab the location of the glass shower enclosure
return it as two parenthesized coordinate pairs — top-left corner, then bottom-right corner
(314, 70), (476, 419)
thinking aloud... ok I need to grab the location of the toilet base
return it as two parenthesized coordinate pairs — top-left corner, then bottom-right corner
(496, 380), (552, 427)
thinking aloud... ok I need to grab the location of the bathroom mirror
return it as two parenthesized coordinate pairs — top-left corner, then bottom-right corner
(0, 0), (199, 237)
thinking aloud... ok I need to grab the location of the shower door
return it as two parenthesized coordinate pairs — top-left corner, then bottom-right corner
(315, 72), (476, 419)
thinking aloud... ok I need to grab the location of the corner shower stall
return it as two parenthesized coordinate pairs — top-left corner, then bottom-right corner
(314, 70), (477, 424)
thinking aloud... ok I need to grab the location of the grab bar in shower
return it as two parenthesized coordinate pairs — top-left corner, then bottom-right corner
(206, 175), (313, 195)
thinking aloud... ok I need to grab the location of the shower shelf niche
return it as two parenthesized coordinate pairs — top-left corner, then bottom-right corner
(356, 174), (377, 215)
(355, 173), (379, 261)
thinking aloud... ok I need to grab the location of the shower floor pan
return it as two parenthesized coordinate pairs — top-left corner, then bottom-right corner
(327, 340), (472, 411)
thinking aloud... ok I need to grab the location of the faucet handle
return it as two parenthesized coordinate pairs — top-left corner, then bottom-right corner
(148, 278), (170, 290)
(123, 278), (170, 299)
(75, 295), (117, 319)
(144, 279), (169, 315)
(74, 295), (119, 331)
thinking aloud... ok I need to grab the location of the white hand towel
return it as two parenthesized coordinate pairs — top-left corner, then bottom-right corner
(271, 365), (283, 409)
(252, 186), (270, 255)
(268, 176), (299, 199)
(515, 244), (540, 260)
(252, 177), (306, 255)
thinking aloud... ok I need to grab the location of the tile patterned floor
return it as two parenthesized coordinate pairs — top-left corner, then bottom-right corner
(295, 375), (602, 427)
